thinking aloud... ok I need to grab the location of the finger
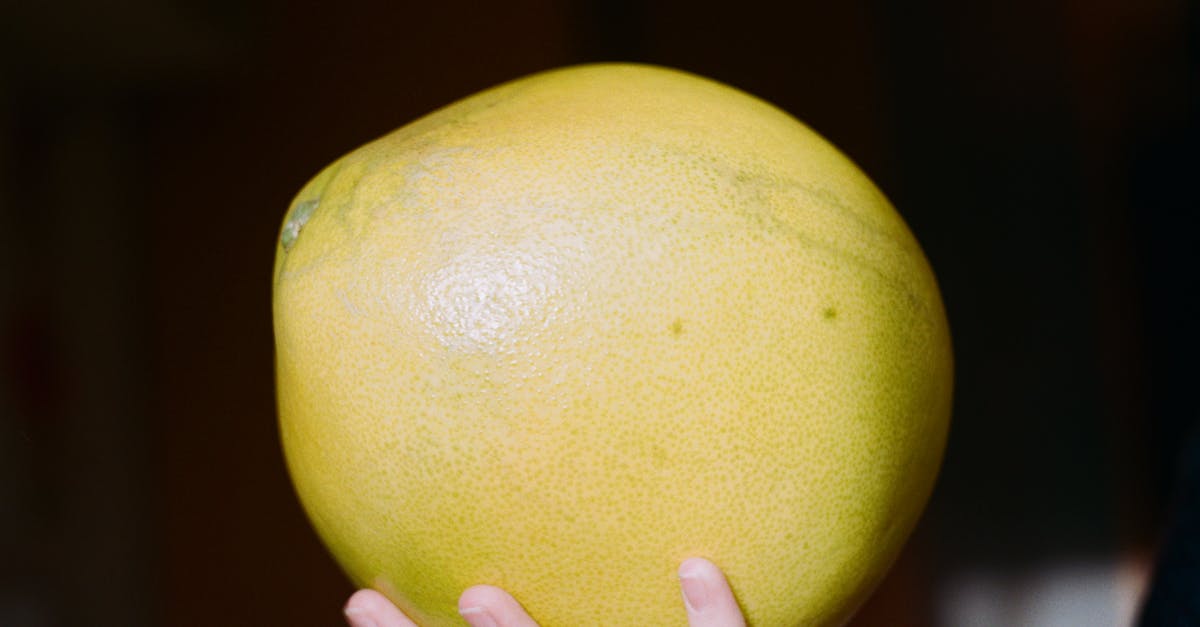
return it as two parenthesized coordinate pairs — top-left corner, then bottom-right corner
(344, 588), (420, 627)
(458, 584), (541, 627)
(678, 557), (747, 627)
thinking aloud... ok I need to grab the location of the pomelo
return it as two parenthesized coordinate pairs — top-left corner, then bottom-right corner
(273, 63), (952, 626)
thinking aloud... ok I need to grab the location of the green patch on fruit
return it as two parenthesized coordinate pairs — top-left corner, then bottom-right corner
(281, 199), (319, 251)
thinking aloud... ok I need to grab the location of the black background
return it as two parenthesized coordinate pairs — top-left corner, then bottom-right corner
(2, 0), (1196, 624)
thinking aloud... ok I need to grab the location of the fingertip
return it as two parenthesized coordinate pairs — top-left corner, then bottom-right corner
(344, 588), (417, 627)
(678, 558), (717, 613)
(458, 584), (510, 611)
(678, 557), (747, 627)
(345, 588), (382, 611)
(458, 585), (539, 627)
(678, 557), (721, 581)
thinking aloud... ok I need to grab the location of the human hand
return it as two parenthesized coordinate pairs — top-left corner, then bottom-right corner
(343, 557), (747, 627)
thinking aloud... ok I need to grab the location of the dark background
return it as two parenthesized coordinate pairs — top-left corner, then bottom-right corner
(2, 0), (1195, 625)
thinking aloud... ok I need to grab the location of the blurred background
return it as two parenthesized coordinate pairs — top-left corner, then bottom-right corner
(1, 0), (1195, 625)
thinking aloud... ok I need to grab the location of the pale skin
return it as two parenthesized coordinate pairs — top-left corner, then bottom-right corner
(343, 557), (747, 627)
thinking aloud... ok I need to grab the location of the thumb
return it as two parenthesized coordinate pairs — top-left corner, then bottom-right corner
(678, 558), (747, 627)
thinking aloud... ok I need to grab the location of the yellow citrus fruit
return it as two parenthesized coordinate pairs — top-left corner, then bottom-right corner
(274, 63), (952, 626)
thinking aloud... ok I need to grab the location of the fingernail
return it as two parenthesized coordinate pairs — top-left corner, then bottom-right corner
(343, 605), (378, 627)
(679, 569), (711, 612)
(459, 606), (499, 627)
